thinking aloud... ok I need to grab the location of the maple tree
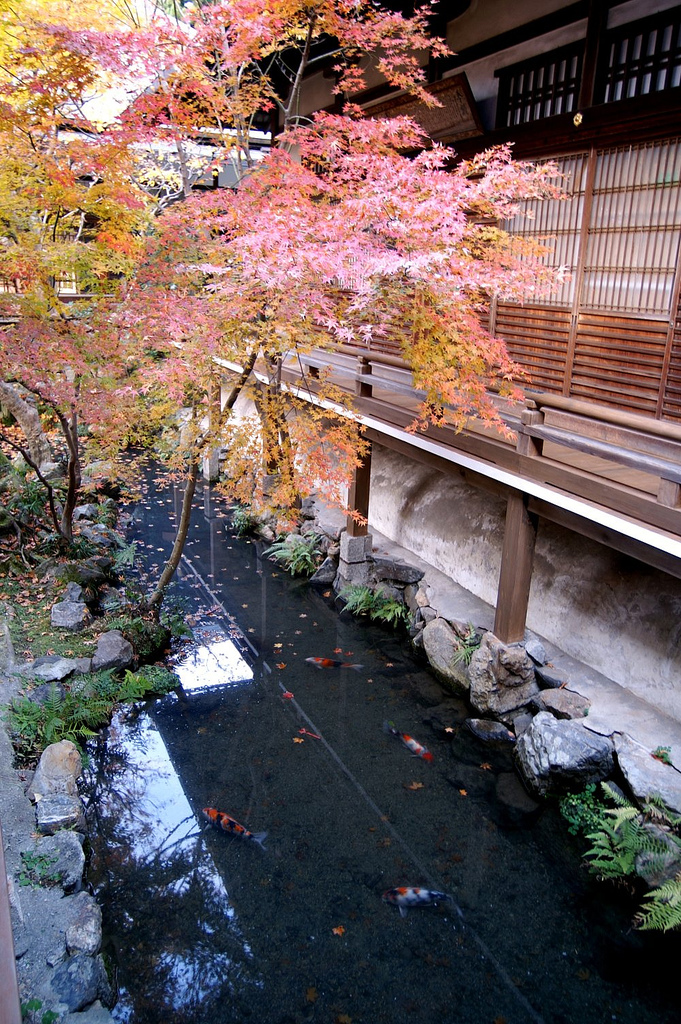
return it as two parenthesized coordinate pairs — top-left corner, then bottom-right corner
(0, 0), (566, 611)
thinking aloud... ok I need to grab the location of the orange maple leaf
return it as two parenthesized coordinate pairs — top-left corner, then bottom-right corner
(293, 737), (305, 744)
(459, 789), (467, 796)
(276, 662), (287, 669)
(332, 925), (345, 936)
(405, 781), (424, 791)
(480, 762), (492, 771)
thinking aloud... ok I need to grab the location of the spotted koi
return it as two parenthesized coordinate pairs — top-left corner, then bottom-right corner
(383, 886), (453, 918)
(202, 808), (268, 849)
(383, 721), (433, 761)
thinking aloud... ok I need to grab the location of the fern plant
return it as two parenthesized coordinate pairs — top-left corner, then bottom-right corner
(340, 585), (408, 627)
(635, 873), (681, 932)
(580, 782), (681, 932)
(265, 533), (321, 576)
(451, 624), (482, 666)
(231, 503), (258, 537)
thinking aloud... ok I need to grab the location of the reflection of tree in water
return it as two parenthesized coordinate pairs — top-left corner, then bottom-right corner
(83, 711), (263, 1023)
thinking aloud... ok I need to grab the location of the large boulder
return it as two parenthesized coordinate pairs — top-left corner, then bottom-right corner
(514, 711), (614, 797)
(91, 630), (134, 671)
(28, 740), (82, 802)
(32, 830), (85, 894)
(469, 633), (539, 717)
(35, 794), (86, 835)
(51, 601), (92, 632)
(66, 892), (103, 956)
(421, 618), (470, 695)
(614, 734), (681, 816)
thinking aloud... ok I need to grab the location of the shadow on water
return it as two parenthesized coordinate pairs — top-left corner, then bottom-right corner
(83, 479), (681, 1024)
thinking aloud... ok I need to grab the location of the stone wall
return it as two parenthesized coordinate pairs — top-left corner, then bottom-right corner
(367, 442), (681, 720)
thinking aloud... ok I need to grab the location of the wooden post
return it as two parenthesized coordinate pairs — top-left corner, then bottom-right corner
(0, 822), (22, 1024)
(356, 356), (373, 398)
(346, 438), (372, 537)
(494, 491), (538, 644)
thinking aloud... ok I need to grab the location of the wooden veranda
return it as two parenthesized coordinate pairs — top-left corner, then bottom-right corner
(280, 345), (681, 645)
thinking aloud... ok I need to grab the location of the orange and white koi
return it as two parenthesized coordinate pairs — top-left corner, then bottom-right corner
(383, 886), (453, 918)
(383, 721), (433, 762)
(202, 808), (268, 850)
(305, 657), (363, 670)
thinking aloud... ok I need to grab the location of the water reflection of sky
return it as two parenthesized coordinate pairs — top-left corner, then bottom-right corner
(172, 637), (254, 693)
(99, 707), (260, 1022)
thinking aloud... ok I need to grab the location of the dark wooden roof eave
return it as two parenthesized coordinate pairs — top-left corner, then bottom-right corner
(451, 87), (681, 162)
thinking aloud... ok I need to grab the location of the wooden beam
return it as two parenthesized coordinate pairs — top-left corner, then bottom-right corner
(346, 439), (372, 537)
(494, 492), (538, 643)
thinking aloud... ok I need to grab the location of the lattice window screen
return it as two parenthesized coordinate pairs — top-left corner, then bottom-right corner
(582, 139), (681, 314)
(503, 153), (587, 307)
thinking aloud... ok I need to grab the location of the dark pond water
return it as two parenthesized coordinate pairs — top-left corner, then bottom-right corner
(83, 479), (681, 1024)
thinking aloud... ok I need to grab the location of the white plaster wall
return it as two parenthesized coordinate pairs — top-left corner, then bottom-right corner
(368, 443), (681, 719)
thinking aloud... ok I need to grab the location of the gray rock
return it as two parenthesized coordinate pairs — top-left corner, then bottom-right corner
(371, 557), (425, 585)
(514, 711), (614, 797)
(34, 831), (85, 894)
(60, 1000), (114, 1024)
(77, 524), (119, 549)
(614, 734), (681, 816)
(421, 618), (470, 695)
(35, 794), (86, 835)
(31, 657), (80, 682)
(66, 892), (102, 956)
(535, 665), (567, 689)
(309, 557), (338, 584)
(1, 613), (17, 671)
(465, 718), (516, 743)
(533, 688), (591, 720)
(50, 953), (112, 1013)
(73, 504), (99, 522)
(469, 633), (539, 716)
(495, 772), (542, 825)
(91, 630), (134, 671)
(634, 822), (681, 887)
(63, 582), (84, 603)
(524, 637), (548, 665)
(28, 740), (82, 802)
(50, 601), (92, 632)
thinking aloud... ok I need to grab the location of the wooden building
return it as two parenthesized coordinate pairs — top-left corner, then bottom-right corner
(285, 0), (681, 713)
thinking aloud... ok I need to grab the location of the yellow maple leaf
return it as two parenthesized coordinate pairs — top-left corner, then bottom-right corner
(293, 737), (305, 744)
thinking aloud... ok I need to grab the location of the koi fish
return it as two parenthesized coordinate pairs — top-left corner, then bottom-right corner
(383, 721), (433, 762)
(305, 657), (363, 671)
(383, 886), (454, 918)
(202, 808), (268, 850)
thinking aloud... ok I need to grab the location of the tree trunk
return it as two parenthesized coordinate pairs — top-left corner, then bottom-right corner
(0, 381), (53, 472)
(145, 457), (199, 614)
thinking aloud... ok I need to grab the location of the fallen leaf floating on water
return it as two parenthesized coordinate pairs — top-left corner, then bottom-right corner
(405, 781), (424, 791)
(459, 789), (467, 796)
(299, 613), (307, 618)
(332, 925), (345, 936)
(334, 647), (343, 654)
(276, 662), (287, 669)
(336, 1015), (352, 1024)
(306, 987), (318, 1004)
(293, 737), (305, 744)
(282, 691), (294, 700)
(480, 762), (492, 771)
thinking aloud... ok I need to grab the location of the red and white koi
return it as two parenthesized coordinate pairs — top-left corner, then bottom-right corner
(383, 886), (453, 918)
(305, 657), (363, 671)
(383, 721), (433, 762)
(202, 808), (268, 850)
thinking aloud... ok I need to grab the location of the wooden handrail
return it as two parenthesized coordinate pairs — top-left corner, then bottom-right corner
(0, 821), (22, 1024)
(526, 391), (681, 443)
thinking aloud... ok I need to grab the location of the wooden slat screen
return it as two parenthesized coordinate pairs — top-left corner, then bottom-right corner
(597, 5), (681, 103)
(495, 41), (584, 129)
(496, 304), (570, 393)
(570, 312), (669, 413)
(583, 140), (681, 314)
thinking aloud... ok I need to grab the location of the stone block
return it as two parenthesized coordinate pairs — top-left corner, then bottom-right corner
(339, 532), (373, 563)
